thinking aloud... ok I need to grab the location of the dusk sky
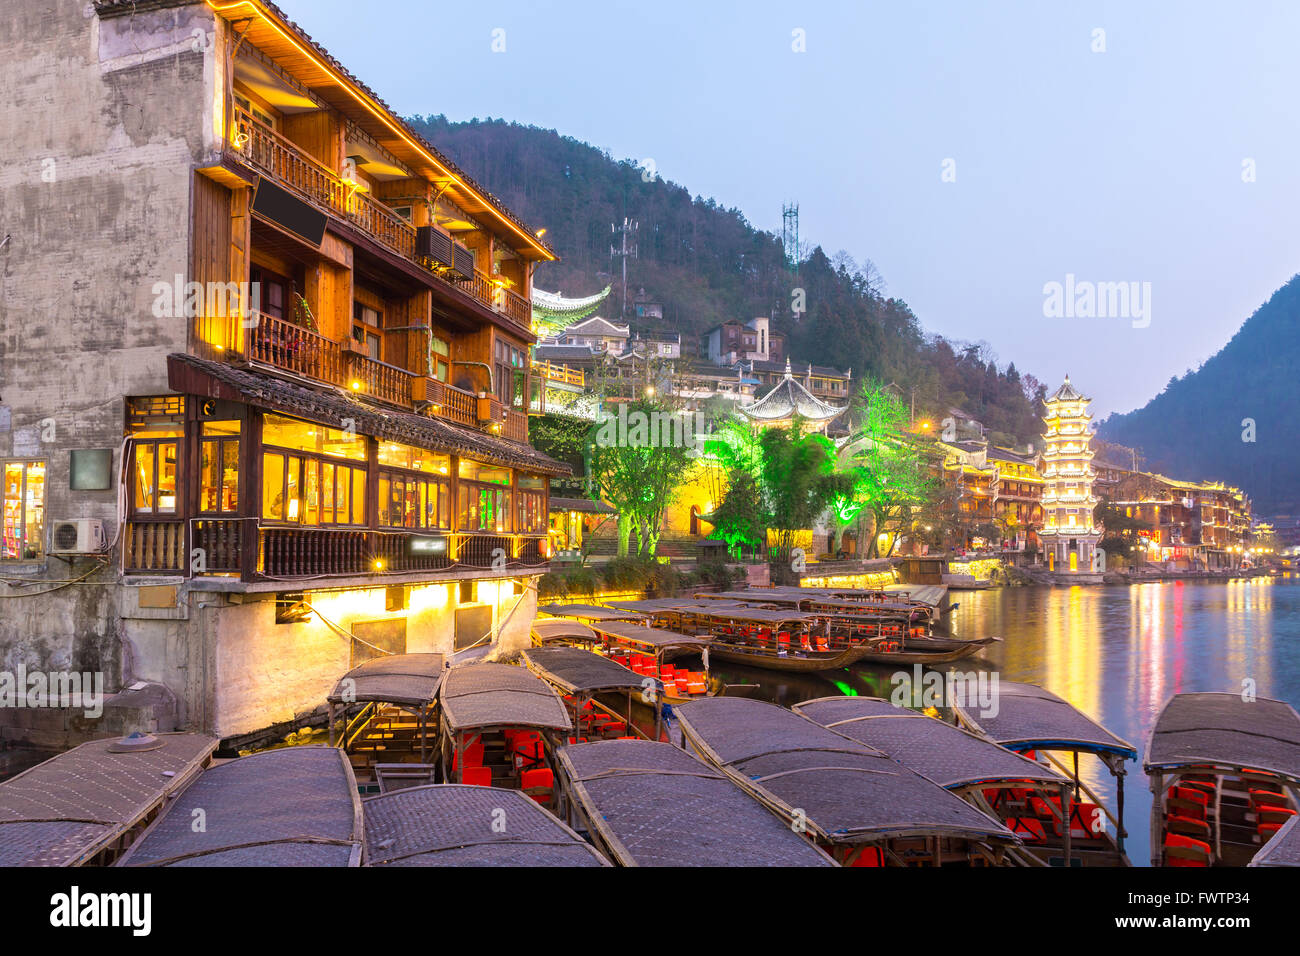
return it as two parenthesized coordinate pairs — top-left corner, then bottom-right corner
(278, 0), (1300, 418)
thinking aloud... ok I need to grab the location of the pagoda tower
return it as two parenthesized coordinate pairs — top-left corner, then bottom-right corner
(1039, 375), (1100, 573)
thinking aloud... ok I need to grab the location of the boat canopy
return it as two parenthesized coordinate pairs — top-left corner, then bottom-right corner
(531, 618), (599, 644)
(1144, 692), (1300, 782)
(958, 681), (1137, 759)
(557, 739), (835, 867)
(695, 590), (919, 614)
(1250, 815), (1300, 867)
(522, 646), (645, 694)
(326, 653), (445, 708)
(0, 733), (216, 867)
(602, 598), (696, 613)
(587, 620), (712, 650)
(675, 698), (1017, 846)
(439, 662), (572, 735)
(794, 696), (1067, 791)
(363, 785), (608, 867)
(118, 747), (362, 867)
(666, 604), (817, 626)
(537, 603), (647, 622)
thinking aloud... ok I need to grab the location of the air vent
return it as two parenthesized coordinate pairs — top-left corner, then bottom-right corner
(416, 225), (453, 267)
(452, 242), (475, 280)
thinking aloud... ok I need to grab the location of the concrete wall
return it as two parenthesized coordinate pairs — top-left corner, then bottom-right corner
(0, 3), (218, 690)
(203, 575), (539, 739)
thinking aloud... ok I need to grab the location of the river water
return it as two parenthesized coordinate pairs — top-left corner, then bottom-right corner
(713, 577), (1300, 866)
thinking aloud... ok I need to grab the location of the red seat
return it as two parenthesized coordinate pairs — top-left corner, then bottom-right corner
(521, 768), (554, 805)
(1006, 817), (1047, 843)
(462, 766), (491, 787)
(1251, 789), (1290, 810)
(1165, 812), (1210, 840)
(1164, 832), (1211, 866)
(846, 846), (884, 867)
(453, 742), (484, 770)
(1069, 802), (1104, 839)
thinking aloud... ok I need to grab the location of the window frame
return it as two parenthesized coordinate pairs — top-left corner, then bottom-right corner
(1, 459), (47, 563)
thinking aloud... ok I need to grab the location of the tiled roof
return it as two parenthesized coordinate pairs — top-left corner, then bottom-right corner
(740, 367), (846, 423)
(1046, 376), (1089, 403)
(94, 0), (554, 259)
(168, 354), (571, 476)
(748, 359), (849, 378)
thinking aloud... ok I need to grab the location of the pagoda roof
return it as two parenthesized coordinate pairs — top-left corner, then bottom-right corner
(1046, 375), (1090, 404)
(739, 359), (847, 423)
(531, 286), (613, 333)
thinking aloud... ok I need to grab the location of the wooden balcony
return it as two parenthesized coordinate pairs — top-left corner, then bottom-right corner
(230, 106), (531, 334)
(536, 361), (585, 388)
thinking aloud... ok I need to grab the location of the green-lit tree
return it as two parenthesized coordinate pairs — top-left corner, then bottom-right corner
(759, 422), (852, 569)
(845, 381), (940, 557)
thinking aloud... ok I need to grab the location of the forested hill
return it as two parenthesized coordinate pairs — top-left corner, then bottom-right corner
(1098, 275), (1300, 516)
(408, 115), (1046, 447)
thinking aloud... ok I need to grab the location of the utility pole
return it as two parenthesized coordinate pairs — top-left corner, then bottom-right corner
(610, 218), (638, 318)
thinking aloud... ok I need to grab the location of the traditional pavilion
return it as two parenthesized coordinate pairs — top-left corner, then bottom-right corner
(1040, 375), (1101, 574)
(531, 285), (612, 338)
(739, 358), (847, 431)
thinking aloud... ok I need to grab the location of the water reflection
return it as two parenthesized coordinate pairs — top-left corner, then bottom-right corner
(724, 578), (1299, 867)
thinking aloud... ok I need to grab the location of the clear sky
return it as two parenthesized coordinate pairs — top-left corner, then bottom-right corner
(275, 0), (1300, 418)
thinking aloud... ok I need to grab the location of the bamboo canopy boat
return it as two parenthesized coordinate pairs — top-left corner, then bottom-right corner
(675, 697), (1020, 866)
(695, 588), (934, 624)
(522, 645), (665, 741)
(531, 617), (601, 646)
(327, 653), (446, 788)
(1144, 692), (1300, 867)
(793, 696), (1127, 866)
(116, 747), (363, 867)
(555, 739), (836, 867)
(437, 662), (573, 808)
(362, 785), (609, 867)
(1250, 814), (1300, 867)
(536, 602), (648, 623)
(0, 733), (216, 867)
(955, 681), (1137, 863)
(852, 633), (1001, 666)
(635, 603), (883, 673)
(582, 619), (731, 703)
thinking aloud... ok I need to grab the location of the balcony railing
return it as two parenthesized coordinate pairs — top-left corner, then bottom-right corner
(231, 106), (531, 333)
(501, 408), (529, 443)
(346, 351), (412, 407)
(248, 312), (345, 386)
(536, 361), (585, 387)
(125, 521), (185, 573)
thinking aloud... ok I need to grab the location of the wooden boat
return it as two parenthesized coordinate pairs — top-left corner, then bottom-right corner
(955, 681), (1137, 866)
(0, 733), (216, 867)
(695, 587), (936, 626)
(116, 747), (363, 867)
(853, 633), (1002, 666)
(632, 602), (886, 674)
(795, 695), (1126, 866)
(326, 653), (446, 791)
(522, 645), (667, 741)
(536, 602), (648, 623)
(583, 620), (746, 704)
(1143, 692), (1300, 867)
(437, 662), (574, 810)
(675, 697), (1021, 866)
(555, 739), (835, 866)
(362, 784), (609, 867)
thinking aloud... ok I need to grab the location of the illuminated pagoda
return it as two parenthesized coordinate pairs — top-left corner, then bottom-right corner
(739, 358), (846, 432)
(531, 284), (612, 337)
(1040, 375), (1101, 574)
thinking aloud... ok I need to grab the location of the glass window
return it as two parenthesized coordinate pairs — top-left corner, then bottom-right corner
(377, 441), (450, 476)
(431, 336), (450, 383)
(263, 414), (366, 461)
(262, 452), (285, 521)
(131, 438), (179, 514)
(458, 460), (510, 485)
(199, 421), (241, 514)
(2, 461), (46, 561)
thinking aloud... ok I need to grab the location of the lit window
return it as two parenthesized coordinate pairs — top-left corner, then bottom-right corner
(2, 460), (46, 561)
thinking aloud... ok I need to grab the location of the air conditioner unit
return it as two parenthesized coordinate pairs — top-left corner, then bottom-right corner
(452, 242), (475, 280)
(49, 518), (106, 554)
(415, 224), (454, 267)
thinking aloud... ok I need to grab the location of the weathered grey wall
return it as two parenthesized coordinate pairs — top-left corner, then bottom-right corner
(0, 2), (215, 700)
